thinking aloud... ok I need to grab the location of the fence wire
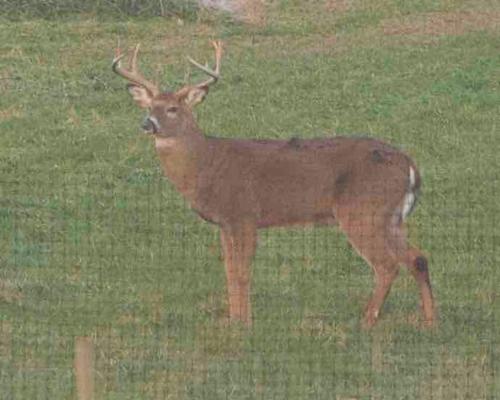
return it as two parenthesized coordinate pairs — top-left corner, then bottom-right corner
(0, 168), (498, 399)
(1, 3), (499, 399)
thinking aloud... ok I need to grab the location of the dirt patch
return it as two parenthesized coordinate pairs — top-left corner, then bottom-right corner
(324, 0), (352, 14)
(237, 0), (267, 26)
(0, 281), (23, 303)
(382, 11), (500, 36)
(0, 106), (23, 121)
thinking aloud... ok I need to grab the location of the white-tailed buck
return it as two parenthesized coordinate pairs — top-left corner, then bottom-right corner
(112, 41), (435, 328)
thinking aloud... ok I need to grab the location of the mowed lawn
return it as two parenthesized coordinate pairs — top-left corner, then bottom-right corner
(0, 1), (499, 398)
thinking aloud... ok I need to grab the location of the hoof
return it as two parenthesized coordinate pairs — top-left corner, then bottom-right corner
(362, 311), (379, 329)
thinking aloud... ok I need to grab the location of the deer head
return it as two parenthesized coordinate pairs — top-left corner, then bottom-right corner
(112, 40), (223, 138)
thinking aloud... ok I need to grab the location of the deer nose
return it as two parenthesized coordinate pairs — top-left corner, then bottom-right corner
(142, 117), (158, 134)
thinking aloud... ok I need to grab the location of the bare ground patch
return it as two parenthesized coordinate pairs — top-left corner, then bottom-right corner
(0, 106), (23, 121)
(382, 11), (500, 37)
(324, 0), (353, 14)
(235, 0), (267, 26)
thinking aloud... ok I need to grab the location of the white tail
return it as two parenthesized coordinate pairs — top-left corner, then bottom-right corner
(402, 166), (418, 220)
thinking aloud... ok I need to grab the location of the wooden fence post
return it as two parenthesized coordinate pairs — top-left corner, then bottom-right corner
(74, 336), (94, 400)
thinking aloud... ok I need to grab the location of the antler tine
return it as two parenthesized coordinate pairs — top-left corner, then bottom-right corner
(129, 44), (140, 72)
(188, 40), (223, 88)
(112, 44), (159, 96)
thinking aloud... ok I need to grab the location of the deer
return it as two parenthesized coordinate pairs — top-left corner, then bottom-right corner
(111, 40), (435, 328)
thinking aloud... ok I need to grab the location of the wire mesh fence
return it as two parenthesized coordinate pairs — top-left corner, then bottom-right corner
(1, 2), (500, 399)
(1, 166), (498, 398)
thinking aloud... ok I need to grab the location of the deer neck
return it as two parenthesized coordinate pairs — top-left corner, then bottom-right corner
(154, 130), (207, 203)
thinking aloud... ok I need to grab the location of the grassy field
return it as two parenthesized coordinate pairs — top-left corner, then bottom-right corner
(1, 1), (499, 398)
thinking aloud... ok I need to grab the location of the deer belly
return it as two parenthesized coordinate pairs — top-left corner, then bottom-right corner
(256, 193), (336, 228)
(257, 213), (336, 228)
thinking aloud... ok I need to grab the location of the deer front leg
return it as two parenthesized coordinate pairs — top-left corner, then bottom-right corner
(220, 229), (241, 322)
(220, 222), (257, 326)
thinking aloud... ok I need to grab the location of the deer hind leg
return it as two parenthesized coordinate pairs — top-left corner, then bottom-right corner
(220, 222), (257, 326)
(363, 263), (400, 328)
(401, 244), (435, 327)
(385, 220), (435, 327)
(338, 205), (435, 327)
(334, 207), (402, 328)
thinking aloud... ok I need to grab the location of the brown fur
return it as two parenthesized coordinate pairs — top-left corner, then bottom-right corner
(112, 42), (435, 328)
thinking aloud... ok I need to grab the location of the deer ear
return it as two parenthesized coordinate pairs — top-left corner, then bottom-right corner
(181, 86), (208, 108)
(127, 84), (153, 109)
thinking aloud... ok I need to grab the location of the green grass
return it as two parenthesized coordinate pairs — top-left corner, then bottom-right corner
(0, 0), (200, 20)
(1, 1), (500, 399)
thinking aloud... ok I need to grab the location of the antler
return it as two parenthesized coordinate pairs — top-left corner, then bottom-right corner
(187, 40), (223, 88)
(112, 44), (160, 96)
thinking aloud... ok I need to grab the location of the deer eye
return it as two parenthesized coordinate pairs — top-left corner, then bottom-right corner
(166, 106), (178, 113)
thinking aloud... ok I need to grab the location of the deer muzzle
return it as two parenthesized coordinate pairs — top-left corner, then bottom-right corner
(142, 116), (159, 134)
